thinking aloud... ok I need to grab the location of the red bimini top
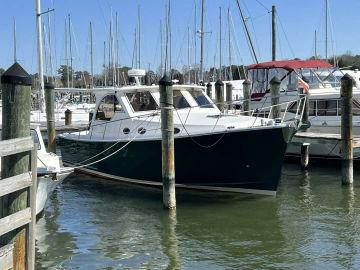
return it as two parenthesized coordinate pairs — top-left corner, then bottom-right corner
(248, 59), (333, 71)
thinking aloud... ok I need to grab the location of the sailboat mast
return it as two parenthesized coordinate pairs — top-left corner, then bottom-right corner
(187, 26), (191, 84)
(315, 30), (317, 59)
(104, 41), (107, 87)
(271, 5), (276, 61)
(138, 5), (141, 69)
(90, 22), (94, 88)
(68, 14), (73, 87)
(228, 8), (232, 81)
(325, 0), (328, 60)
(200, 0), (205, 82)
(65, 20), (69, 88)
(160, 20), (163, 76)
(13, 19), (17, 62)
(36, 0), (45, 112)
(235, 0), (258, 64)
(47, 10), (53, 78)
(219, 7), (222, 80)
(194, 1), (197, 84)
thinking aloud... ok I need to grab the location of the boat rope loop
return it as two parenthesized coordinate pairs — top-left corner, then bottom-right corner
(174, 107), (227, 149)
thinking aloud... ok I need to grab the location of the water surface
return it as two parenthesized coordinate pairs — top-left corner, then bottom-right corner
(35, 164), (360, 269)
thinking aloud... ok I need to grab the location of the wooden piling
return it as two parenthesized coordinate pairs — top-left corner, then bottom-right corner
(242, 79), (251, 115)
(159, 75), (176, 209)
(299, 86), (310, 169)
(0, 62), (32, 269)
(226, 82), (233, 109)
(341, 74), (353, 185)
(65, 109), (72, 126)
(270, 76), (280, 119)
(215, 79), (224, 111)
(206, 82), (212, 98)
(45, 80), (56, 153)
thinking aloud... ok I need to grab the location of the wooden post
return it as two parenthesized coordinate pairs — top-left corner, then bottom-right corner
(65, 109), (72, 125)
(242, 79), (251, 116)
(226, 82), (232, 109)
(299, 86), (310, 169)
(206, 82), (212, 98)
(159, 75), (176, 209)
(0, 62), (32, 269)
(215, 79), (224, 111)
(270, 76), (280, 119)
(45, 80), (56, 153)
(341, 74), (353, 185)
(271, 5), (276, 61)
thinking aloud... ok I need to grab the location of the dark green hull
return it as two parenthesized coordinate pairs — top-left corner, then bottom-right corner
(58, 126), (294, 194)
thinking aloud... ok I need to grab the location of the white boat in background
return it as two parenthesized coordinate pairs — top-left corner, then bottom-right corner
(245, 59), (360, 159)
(0, 125), (71, 215)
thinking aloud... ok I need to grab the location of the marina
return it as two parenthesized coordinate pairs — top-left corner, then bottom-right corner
(1, 0), (360, 269)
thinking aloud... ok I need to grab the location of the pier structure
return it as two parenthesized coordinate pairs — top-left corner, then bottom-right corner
(242, 79), (251, 116)
(292, 74), (356, 183)
(159, 75), (176, 209)
(0, 63), (37, 270)
(215, 79), (224, 111)
(45, 80), (56, 153)
(270, 76), (280, 119)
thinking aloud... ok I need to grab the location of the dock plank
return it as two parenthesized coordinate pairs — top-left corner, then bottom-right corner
(0, 208), (32, 236)
(0, 172), (32, 197)
(0, 137), (34, 157)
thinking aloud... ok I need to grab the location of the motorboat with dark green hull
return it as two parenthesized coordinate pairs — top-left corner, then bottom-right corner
(58, 70), (302, 195)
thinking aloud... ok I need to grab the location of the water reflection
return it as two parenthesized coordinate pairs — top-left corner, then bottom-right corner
(160, 210), (181, 269)
(35, 166), (360, 269)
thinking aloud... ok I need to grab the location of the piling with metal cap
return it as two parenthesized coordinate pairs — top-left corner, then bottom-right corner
(159, 75), (176, 209)
(65, 109), (72, 125)
(341, 74), (353, 185)
(242, 79), (251, 115)
(0, 62), (31, 268)
(226, 82), (233, 109)
(215, 79), (224, 111)
(206, 82), (212, 98)
(45, 80), (56, 152)
(270, 76), (281, 119)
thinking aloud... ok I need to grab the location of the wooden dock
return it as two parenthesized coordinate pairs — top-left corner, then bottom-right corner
(0, 137), (37, 270)
(293, 132), (360, 148)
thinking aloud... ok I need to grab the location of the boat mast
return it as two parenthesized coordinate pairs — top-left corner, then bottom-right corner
(47, 10), (53, 78)
(64, 20), (69, 88)
(325, 0), (328, 60)
(103, 41), (106, 87)
(199, 0), (205, 82)
(219, 7), (222, 80)
(160, 20), (164, 76)
(90, 22), (94, 88)
(235, 0), (258, 64)
(68, 14), (73, 88)
(138, 5), (141, 69)
(271, 5), (276, 61)
(115, 12), (119, 85)
(13, 19), (17, 62)
(36, 0), (46, 112)
(187, 26), (191, 84)
(194, 1), (197, 83)
(315, 30), (317, 59)
(228, 8), (233, 81)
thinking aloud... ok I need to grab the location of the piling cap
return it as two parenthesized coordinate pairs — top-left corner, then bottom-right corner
(215, 79), (224, 86)
(159, 75), (173, 86)
(243, 79), (251, 85)
(1, 62), (32, 86)
(206, 82), (212, 87)
(45, 80), (55, 90)
(270, 76), (281, 85)
(226, 82), (232, 86)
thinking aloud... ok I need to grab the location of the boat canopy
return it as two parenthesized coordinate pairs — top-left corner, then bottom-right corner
(248, 60), (333, 71)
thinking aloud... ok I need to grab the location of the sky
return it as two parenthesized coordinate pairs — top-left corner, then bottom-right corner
(0, 0), (359, 75)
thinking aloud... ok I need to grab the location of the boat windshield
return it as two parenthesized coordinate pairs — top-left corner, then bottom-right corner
(188, 89), (214, 108)
(173, 90), (190, 109)
(126, 91), (158, 112)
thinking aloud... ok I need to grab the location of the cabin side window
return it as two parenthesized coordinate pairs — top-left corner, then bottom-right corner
(173, 90), (190, 109)
(288, 100), (316, 116)
(126, 91), (158, 112)
(188, 89), (214, 108)
(96, 94), (122, 121)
